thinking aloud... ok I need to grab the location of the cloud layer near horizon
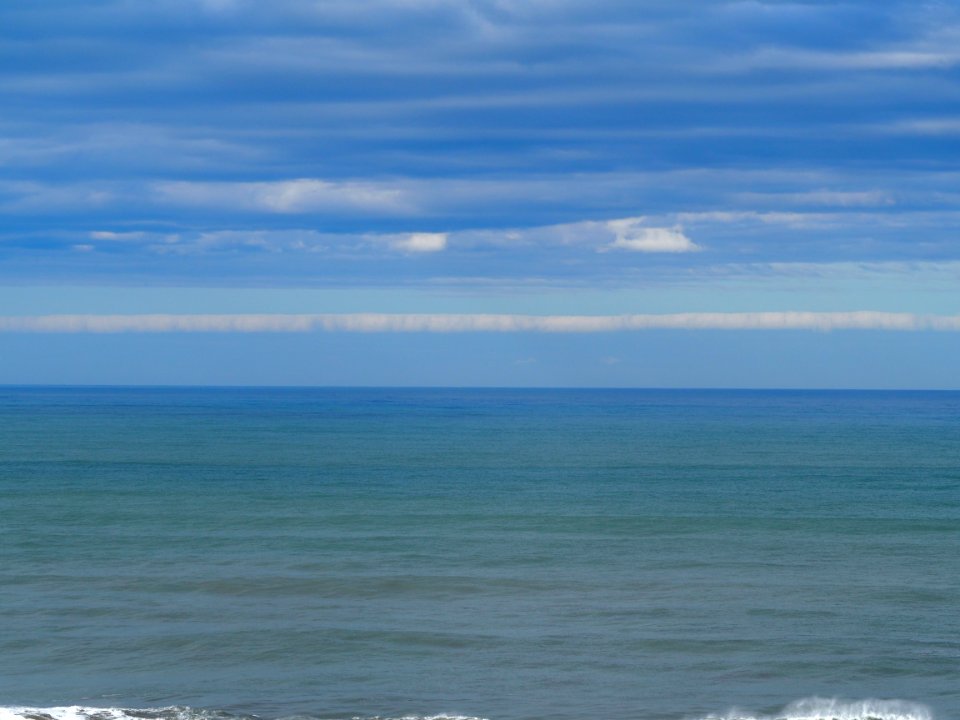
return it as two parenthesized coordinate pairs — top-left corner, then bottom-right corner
(4, 312), (960, 334)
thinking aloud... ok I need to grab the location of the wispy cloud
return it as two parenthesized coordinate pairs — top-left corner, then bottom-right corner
(741, 47), (960, 71)
(69, 215), (702, 258)
(3, 312), (960, 334)
(3, 1), (960, 292)
(89, 230), (148, 241)
(875, 118), (960, 136)
(737, 190), (895, 208)
(674, 211), (826, 228)
(388, 232), (448, 253)
(605, 219), (700, 253)
(154, 179), (412, 214)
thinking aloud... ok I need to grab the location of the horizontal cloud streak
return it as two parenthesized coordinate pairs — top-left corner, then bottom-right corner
(3, 312), (960, 334)
(154, 179), (412, 214)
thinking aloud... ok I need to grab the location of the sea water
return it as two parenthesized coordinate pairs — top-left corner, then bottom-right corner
(1, 388), (958, 720)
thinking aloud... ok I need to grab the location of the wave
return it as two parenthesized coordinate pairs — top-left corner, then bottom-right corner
(702, 698), (932, 720)
(0, 710), (484, 720)
(0, 700), (932, 720)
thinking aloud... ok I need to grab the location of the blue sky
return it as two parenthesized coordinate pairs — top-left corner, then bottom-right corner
(3, 0), (960, 386)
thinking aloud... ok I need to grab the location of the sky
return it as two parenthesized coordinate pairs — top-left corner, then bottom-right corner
(3, 0), (960, 387)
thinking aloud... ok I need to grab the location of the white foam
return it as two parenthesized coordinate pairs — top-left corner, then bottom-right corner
(0, 702), (930, 720)
(349, 716), (485, 720)
(393, 716), (486, 720)
(0, 708), (213, 720)
(392, 716), (486, 720)
(0, 711), (486, 720)
(703, 697), (933, 720)
(0, 708), (135, 720)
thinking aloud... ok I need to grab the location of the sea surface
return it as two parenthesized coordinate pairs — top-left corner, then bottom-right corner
(1, 387), (958, 720)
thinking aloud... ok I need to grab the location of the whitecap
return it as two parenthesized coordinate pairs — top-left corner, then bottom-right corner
(703, 697), (932, 720)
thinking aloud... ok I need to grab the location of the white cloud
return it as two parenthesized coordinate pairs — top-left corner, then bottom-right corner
(605, 219), (701, 253)
(732, 260), (960, 280)
(738, 190), (894, 207)
(675, 210), (822, 227)
(154, 178), (411, 214)
(390, 232), (448, 253)
(880, 118), (960, 136)
(72, 215), (702, 258)
(819, 51), (957, 70)
(739, 47), (960, 72)
(2, 312), (960, 334)
(89, 231), (147, 241)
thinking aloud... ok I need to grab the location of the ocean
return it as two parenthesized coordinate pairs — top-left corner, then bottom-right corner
(1, 387), (957, 720)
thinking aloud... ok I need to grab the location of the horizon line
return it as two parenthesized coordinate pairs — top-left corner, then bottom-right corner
(2, 384), (958, 392)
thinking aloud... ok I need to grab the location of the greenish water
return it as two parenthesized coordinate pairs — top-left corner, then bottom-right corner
(1, 388), (958, 720)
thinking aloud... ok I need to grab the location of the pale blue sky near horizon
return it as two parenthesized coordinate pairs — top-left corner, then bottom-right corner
(3, 0), (960, 387)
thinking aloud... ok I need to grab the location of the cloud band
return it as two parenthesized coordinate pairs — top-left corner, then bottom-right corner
(2, 312), (960, 333)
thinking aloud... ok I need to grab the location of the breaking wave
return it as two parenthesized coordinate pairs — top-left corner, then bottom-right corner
(702, 698), (932, 720)
(0, 700), (932, 720)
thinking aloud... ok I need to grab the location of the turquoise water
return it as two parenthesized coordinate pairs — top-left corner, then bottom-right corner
(1, 388), (958, 720)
